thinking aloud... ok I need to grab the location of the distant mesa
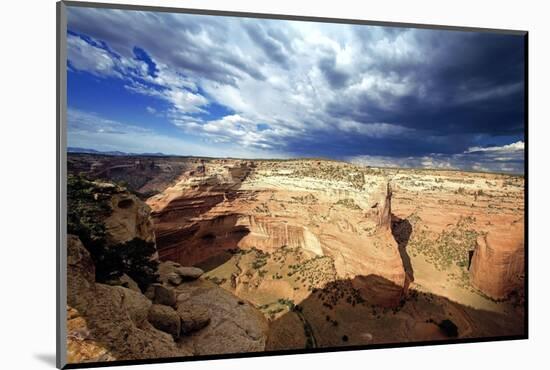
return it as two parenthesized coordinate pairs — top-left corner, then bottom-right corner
(68, 147), (169, 157)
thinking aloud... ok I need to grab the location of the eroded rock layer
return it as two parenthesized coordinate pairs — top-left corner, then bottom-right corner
(470, 221), (525, 299)
(148, 160), (408, 307)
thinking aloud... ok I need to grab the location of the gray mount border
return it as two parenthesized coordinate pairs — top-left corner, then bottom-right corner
(57, 2), (68, 368)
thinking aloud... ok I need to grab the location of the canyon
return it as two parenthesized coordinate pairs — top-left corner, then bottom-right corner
(66, 153), (525, 361)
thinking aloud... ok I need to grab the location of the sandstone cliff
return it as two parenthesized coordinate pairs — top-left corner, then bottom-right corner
(469, 220), (525, 299)
(148, 161), (408, 308)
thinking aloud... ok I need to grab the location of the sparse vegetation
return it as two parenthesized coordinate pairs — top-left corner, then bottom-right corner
(335, 198), (362, 210)
(409, 215), (480, 273)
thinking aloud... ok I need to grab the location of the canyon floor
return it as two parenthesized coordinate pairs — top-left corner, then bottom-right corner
(68, 153), (525, 355)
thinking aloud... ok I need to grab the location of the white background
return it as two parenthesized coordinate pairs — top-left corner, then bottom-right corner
(0, 0), (547, 369)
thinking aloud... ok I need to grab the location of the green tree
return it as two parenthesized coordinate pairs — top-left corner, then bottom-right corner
(115, 238), (159, 290)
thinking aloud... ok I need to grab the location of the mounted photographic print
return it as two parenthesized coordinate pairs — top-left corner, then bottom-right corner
(56, 1), (527, 368)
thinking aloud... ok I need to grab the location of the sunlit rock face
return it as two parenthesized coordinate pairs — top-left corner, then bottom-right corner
(148, 160), (408, 307)
(104, 191), (156, 246)
(470, 221), (525, 299)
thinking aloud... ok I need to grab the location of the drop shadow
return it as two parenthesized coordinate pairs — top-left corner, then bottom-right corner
(391, 215), (414, 283)
(33, 353), (56, 367)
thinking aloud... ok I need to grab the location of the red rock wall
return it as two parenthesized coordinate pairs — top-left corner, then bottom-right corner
(469, 221), (525, 299)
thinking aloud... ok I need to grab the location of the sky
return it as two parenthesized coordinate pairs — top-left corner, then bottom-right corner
(66, 6), (526, 174)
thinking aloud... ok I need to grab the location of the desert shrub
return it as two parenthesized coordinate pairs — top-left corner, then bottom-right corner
(252, 258), (267, 269)
(278, 298), (295, 310)
(335, 198), (362, 210)
(87, 238), (159, 291)
(206, 276), (227, 286)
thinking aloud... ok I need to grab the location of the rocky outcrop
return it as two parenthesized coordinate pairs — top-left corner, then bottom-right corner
(177, 303), (211, 334)
(148, 304), (181, 339)
(104, 190), (156, 248)
(152, 260), (268, 354)
(152, 284), (177, 307)
(67, 233), (270, 363)
(175, 279), (269, 355)
(158, 261), (204, 282)
(369, 182), (393, 230)
(67, 176), (161, 291)
(105, 273), (141, 292)
(66, 235), (192, 363)
(469, 220), (525, 299)
(68, 170), (310, 364)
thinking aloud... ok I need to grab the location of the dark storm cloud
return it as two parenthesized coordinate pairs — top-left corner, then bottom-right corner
(318, 56), (350, 89)
(327, 31), (525, 142)
(244, 23), (291, 68)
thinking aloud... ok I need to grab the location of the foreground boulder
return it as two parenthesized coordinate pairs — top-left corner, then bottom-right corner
(176, 279), (269, 355)
(167, 272), (182, 286)
(176, 267), (204, 280)
(67, 306), (116, 363)
(177, 303), (211, 334)
(105, 273), (141, 293)
(148, 304), (181, 339)
(158, 261), (204, 283)
(67, 233), (270, 362)
(152, 284), (177, 307)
